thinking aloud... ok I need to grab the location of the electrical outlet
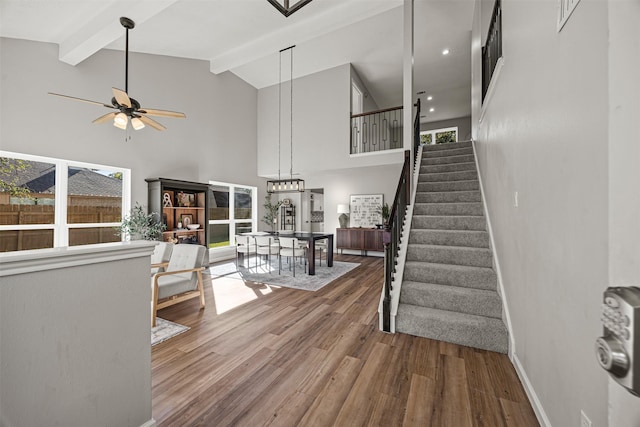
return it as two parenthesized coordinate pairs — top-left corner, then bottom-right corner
(580, 410), (592, 427)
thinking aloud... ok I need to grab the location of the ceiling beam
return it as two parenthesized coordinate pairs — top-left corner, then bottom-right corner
(209, 0), (402, 75)
(58, 0), (179, 66)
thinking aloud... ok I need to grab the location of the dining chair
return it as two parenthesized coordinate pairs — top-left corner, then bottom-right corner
(255, 235), (280, 272)
(151, 244), (206, 327)
(235, 234), (257, 270)
(315, 238), (328, 266)
(278, 236), (307, 277)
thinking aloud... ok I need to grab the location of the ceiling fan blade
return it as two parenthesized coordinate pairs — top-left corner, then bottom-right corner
(92, 112), (117, 124)
(138, 115), (166, 131)
(48, 92), (114, 109)
(139, 108), (186, 119)
(112, 87), (131, 108)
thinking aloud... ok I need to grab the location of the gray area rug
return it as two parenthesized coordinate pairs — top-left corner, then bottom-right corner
(152, 318), (190, 346)
(209, 258), (360, 292)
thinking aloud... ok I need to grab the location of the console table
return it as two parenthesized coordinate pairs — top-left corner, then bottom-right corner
(336, 228), (384, 255)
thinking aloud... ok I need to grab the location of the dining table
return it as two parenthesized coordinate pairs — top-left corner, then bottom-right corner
(242, 231), (334, 276)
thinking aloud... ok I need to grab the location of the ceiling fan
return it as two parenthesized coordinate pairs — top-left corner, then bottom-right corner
(48, 17), (185, 131)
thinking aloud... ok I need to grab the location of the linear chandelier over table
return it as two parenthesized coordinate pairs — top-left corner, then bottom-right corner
(267, 45), (305, 194)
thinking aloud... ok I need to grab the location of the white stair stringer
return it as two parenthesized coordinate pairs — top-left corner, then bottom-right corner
(378, 144), (423, 333)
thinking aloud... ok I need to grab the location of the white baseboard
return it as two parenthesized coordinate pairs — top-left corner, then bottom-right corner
(512, 354), (552, 427)
(140, 419), (157, 427)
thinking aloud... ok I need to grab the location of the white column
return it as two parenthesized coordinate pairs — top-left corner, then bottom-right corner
(403, 0), (414, 160)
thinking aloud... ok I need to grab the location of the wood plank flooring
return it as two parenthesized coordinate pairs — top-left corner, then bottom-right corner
(152, 255), (539, 427)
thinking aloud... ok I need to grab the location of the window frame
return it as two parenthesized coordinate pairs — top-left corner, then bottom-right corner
(0, 151), (130, 249)
(420, 126), (459, 145)
(208, 180), (258, 249)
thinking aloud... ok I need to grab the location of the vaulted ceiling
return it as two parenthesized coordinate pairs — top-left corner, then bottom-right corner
(0, 0), (474, 123)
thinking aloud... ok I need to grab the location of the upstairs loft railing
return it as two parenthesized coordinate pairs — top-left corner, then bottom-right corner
(382, 149), (411, 332)
(482, 0), (502, 101)
(351, 106), (403, 154)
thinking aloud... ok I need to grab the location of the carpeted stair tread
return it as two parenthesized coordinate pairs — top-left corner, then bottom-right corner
(414, 202), (484, 216)
(420, 170), (478, 182)
(415, 191), (481, 203)
(422, 146), (474, 158)
(403, 261), (496, 290)
(422, 154), (476, 165)
(417, 180), (480, 192)
(423, 141), (472, 151)
(400, 281), (502, 318)
(412, 215), (487, 231)
(396, 304), (508, 353)
(395, 141), (507, 354)
(406, 244), (493, 268)
(420, 162), (477, 174)
(409, 229), (490, 248)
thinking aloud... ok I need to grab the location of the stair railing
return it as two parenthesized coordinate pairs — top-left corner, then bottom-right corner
(381, 149), (411, 332)
(351, 106), (403, 154)
(413, 98), (421, 160)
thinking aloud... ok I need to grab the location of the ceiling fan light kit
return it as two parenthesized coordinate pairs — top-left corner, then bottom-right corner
(48, 17), (185, 132)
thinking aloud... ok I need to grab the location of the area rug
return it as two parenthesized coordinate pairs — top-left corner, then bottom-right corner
(151, 318), (190, 346)
(208, 259), (360, 292)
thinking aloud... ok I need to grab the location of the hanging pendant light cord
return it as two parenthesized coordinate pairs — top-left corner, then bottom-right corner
(290, 46), (294, 181)
(124, 26), (129, 94)
(278, 49), (282, 183)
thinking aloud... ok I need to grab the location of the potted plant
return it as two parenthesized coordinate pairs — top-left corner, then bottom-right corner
(261, 194), (283, 232)
(376, 202), (390, 228)
(118, 202), (166, 240)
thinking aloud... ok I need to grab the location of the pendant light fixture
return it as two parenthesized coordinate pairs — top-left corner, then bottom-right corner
(267, 45), (305, 194)
(266, 0), (313, 17)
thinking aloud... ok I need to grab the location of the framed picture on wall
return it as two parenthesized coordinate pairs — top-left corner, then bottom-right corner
(350, 194), (383, 228)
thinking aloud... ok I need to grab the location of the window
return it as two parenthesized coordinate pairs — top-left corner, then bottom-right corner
(0, 151), (130, 252)
(208, 181), (257, 249)
(420, 127), (458, 146)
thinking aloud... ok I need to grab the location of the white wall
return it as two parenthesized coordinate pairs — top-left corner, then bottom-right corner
(303, 163), (401, 244)
(0, 242), (156, 427)
(257, 63), (405, 179)
(0, 38), (260, 207)
(471, 1), (609, 426)
(256, 62), (405, 238)
(350, 65), (380, 112)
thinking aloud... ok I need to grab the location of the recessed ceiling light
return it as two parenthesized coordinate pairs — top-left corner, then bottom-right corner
(429, 108), (435, 112)
(442, 48), (450, 55)
(427, 96), (433, 101)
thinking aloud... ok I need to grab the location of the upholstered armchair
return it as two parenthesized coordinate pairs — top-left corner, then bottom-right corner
(151, 244), (206, 327)
(150, 241), (174, 276)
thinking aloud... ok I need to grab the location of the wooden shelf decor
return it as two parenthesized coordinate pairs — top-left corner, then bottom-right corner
(146, 178), (209, 246)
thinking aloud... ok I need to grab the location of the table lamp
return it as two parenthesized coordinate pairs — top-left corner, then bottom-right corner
(337, 204), (350, 228)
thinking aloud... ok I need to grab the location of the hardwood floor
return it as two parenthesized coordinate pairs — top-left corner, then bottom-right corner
(152, 255), (539, 427)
